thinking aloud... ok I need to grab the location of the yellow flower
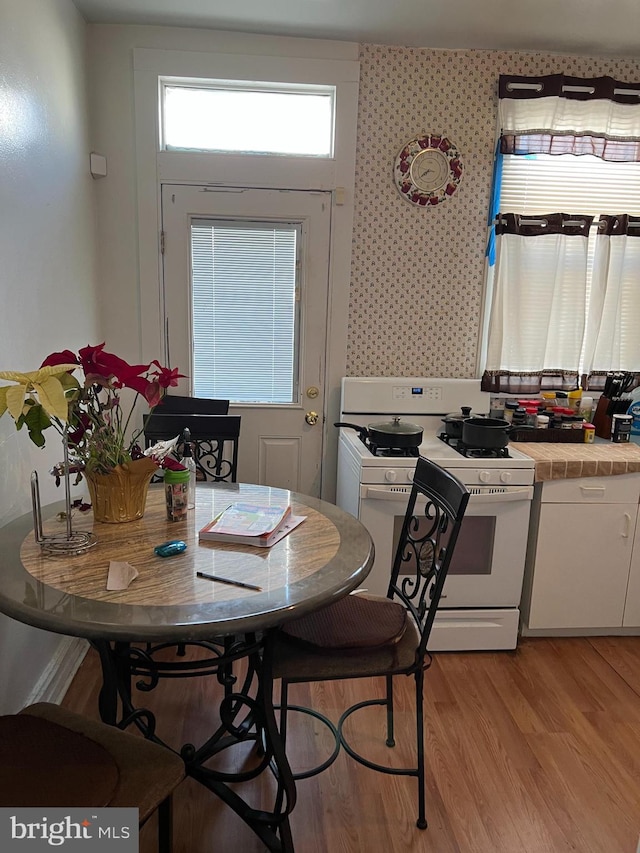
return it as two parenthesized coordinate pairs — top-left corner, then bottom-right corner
(0, 365), (78, 423)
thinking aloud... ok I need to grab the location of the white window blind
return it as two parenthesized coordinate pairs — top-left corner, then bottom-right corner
(500, 153), (640, 216)
(191, 220), (300, 403)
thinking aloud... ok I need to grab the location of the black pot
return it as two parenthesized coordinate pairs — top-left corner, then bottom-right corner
(334, 417), (423, 449)
(441, 407), (473, 439)
(462, 416), (511, 449)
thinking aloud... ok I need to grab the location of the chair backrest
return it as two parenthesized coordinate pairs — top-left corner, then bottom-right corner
(157, 395), (229, 415)
(388, 455), (469, 658)
(143, 413), (241, 482)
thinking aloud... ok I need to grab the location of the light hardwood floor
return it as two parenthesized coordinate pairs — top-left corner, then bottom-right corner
(62, 637), (640, 853)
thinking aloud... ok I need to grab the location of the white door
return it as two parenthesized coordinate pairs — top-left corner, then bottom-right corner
(161, 185), (331, 496)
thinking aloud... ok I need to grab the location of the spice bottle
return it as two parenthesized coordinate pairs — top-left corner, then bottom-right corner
(179, 429), (196, 510)
(164, 467), (190, 522)
(503, 401), (518, 423)
(567, 389), (583, 411)
(579, 396), (593, 422)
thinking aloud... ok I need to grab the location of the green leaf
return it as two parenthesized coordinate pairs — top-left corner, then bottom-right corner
(18, 404), (52, 448)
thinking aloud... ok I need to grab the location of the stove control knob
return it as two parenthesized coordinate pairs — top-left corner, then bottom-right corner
(479, 470), (491, 483)
(500, 471), (512, 484)
(385, 470), (397, 483)
(407, 470), (414, 482)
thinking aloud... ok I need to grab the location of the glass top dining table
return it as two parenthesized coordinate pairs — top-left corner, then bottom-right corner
(0, 481), (375, 853)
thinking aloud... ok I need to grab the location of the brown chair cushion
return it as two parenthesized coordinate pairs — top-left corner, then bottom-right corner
(19, 703), (185, 823)
(0, 714), (120, 807)
(280, 594), (407, 651)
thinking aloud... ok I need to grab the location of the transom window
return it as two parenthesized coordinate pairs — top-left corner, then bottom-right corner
(161, 79), (335, 157)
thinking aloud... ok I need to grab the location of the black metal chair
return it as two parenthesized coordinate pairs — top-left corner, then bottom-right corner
(157, 394), (229, 415)
(270, 456), (470, 830)
(0, 702), (185, 853)
(143, 409), (240, 482)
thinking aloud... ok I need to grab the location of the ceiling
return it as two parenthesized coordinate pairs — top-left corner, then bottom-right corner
(72, 0), (640, 57)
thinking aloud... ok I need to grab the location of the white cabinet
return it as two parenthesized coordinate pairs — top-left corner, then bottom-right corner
(521, 474), (640, 633)
(623, 511), (640, 626)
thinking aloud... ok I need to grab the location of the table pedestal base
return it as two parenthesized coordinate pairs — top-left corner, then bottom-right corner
(92, 636), (296, 852)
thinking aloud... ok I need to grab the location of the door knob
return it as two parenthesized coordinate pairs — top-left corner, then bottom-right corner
(305, 411), (319, 426)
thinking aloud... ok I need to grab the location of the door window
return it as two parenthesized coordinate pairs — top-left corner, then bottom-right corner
(191, 219), (301, 403)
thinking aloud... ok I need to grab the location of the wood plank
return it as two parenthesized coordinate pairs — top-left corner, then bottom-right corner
(61, 636), (640, 853)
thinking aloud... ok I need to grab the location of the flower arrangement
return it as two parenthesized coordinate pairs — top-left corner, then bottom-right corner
(0, 342), (184, 477)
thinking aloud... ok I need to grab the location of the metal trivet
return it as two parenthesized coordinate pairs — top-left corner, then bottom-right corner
(30, 432), (97, 556)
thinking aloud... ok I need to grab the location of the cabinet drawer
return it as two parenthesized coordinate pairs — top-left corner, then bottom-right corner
(540, 474), (640, 504)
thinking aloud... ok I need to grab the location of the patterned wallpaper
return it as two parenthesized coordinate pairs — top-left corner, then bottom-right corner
(347, 45), (640, 378)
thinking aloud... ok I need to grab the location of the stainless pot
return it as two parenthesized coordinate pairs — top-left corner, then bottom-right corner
(441, 406), (473, 439)
(334, 417), (423, 449)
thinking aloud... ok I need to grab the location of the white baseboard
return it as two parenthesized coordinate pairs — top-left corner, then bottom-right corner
(25, 637), (90, 706)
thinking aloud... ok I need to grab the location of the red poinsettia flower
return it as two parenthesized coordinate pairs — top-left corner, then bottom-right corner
(150, 362), (187, 389)
(40, 350), (80, 369)
(78, 343), (150, 386)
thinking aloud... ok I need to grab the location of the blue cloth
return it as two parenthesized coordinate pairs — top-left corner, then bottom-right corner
(486, 141), (503, 266)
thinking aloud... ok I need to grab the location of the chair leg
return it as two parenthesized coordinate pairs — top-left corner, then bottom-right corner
(279, 680), (289, 749)
(385, 674), (395, 747)
(415, 669), (427, 830)
(157, 795), (173, 853)
(273, 680), (289, 816)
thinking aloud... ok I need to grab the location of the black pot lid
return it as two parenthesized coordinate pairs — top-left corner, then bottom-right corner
(369, 417), (422, 435)
(443, 406), (473, 422)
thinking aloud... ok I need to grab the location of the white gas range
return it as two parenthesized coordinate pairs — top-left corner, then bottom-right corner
(335, 377), (536, 651)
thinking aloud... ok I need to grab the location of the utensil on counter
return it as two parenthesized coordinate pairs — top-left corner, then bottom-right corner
(334, 417), (423, 450)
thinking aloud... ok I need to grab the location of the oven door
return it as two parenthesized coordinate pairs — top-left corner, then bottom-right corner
(358, 483), (533, 606)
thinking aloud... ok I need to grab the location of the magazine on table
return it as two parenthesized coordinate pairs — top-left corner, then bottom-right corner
(199, 502), (306, 547)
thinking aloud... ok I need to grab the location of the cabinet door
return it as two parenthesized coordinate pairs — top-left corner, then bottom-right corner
(528, 502), (635, 629)
(623, 505), (640, 627)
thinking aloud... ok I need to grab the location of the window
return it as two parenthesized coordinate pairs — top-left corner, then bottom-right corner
(190, 219), (301, 403)
(161, 79), (335, 157)
(482, 74), (640, 394)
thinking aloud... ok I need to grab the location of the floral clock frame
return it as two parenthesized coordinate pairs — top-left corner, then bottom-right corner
(394, 134), (463, 207)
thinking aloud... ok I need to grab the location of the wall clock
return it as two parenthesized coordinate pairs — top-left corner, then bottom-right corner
(394, 134), (463, 206)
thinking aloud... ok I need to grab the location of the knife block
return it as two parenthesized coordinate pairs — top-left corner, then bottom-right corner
(592, 395), (612, 439)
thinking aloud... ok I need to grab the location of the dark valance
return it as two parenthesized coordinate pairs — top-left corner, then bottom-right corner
(499, 74), (640, 104)
(481, 370), (580, 395)
(495, 213), (593, 238)
(499, 73), (640, 161)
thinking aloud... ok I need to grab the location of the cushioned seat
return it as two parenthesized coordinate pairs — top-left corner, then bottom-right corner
(0, 702), (185, 852)
(271, 456), (469, 831)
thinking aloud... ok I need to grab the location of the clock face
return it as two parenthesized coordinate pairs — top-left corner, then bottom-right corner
(409, 149), (449, 192)
(394, 135), (463, 206)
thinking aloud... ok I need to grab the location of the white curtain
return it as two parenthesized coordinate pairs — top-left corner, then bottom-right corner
(486, 214), (591, 375)
(584, 216), (640, 374)
(483, 73), (640, 393)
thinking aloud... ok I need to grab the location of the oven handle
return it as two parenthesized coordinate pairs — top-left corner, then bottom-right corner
(361, 485), (534, 503)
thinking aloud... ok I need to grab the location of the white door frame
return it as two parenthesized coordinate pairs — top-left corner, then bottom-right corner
(132, 47), (359, 501)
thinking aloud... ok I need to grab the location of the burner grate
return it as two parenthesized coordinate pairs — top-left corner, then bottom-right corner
(369, 444), (420, 458)
(438, 433), (511, 459)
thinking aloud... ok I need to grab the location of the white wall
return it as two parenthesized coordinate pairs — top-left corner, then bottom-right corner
(0, 0), (99, 712)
